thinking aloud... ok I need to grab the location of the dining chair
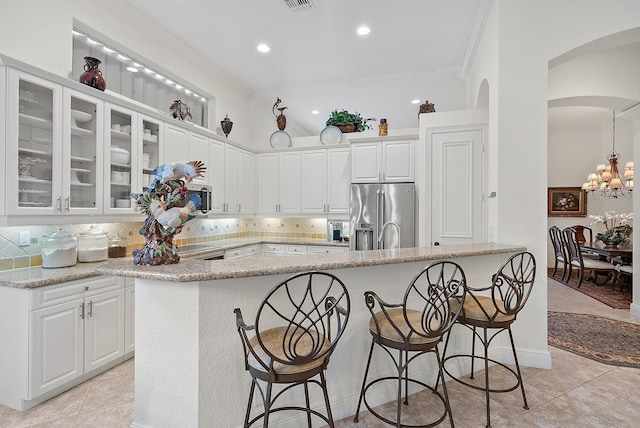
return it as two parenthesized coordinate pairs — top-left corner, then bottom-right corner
(353, 261), (467, 427)
(234, 271), (350, 427)
(548, 226), (567, 281)
(572, 225), (599, 259)
(439, 251), (536, 428)
(563, 227), (616, 287)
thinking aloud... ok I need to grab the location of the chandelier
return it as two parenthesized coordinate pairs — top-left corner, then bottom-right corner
(582, 110), (633, 199)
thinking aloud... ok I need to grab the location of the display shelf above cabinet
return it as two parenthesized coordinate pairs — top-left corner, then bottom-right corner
(19, 113), (52, 130)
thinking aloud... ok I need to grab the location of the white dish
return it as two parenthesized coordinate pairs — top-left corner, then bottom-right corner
(320, 126), (343, 145)
(270, 130), (291, 148)
(110, 146), (130, 165)
(71, 110), (92, 128)
(115, 199), (131, 208)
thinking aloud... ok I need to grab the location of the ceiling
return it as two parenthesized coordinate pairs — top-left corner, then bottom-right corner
(124, 0), (486, 135)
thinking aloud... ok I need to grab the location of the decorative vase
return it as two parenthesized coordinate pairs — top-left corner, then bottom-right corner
(378, 118), (388, 136)
(221, 114), (233, 138)
(336, 124), (357, 133)
(276, 108), (287, 130)
(79, 57), (106, 91)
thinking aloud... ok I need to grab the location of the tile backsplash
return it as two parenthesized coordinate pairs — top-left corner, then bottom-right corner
(0, 217), (332, 270)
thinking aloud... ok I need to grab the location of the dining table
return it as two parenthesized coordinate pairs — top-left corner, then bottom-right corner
(580, 245), (633, 264)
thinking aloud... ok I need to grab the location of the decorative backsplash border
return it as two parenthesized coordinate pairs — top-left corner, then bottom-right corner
(0, 217), (333, 270)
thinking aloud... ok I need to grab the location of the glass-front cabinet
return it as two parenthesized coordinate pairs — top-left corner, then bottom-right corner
(104, 104), (136, 213)
(64, 89), (103, 213)
(138, 114), (163, 190)
(6, 70), (104, 216)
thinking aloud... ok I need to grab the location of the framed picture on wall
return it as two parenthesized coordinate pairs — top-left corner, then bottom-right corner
(547, 187), (587, 217)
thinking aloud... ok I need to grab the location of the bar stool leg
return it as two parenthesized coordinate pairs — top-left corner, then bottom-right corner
(436, 347), (455, 427)
(304, 381), (312, 427)
(353, 340), (376, 422)
(403, 349), (410, 405)
(508, 328), (529, 410)
(483, 328), (491, 428)
(263, 382), (272, 428)
(320, 371), (335, 428)
(470, 326), (477, 380)
(244, 379), (257, 427)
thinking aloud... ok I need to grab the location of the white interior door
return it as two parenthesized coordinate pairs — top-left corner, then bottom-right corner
(431, 130), (485, 245)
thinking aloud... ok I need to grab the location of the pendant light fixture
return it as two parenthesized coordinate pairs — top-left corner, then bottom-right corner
(582, 110), (633, 199)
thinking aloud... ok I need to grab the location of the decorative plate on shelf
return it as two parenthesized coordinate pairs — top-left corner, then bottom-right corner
(270, 130), (291, 148)
(320, 126), (343, 145)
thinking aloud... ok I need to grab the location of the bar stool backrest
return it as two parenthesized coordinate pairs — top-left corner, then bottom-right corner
(254, 271), (350, 368)
(491, 251), (536, 317)
(403, 261), (467, 339)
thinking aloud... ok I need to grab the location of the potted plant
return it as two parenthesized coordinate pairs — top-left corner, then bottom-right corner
(326, 109), (371, 133)
(589, 210), (633, 248)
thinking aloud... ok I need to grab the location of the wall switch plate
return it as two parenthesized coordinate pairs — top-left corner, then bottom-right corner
(19, 231), (30, 246)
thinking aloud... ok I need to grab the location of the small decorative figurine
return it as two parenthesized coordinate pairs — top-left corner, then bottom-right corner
(130, 160), (206, 265)
(378, 118), (388, 136)
(169, 100), (192, 121)
(273, 97), (288, 130)
(419, 100), (436, 115)
(221, 114), (233, 138)
(79, 57), (106, 91)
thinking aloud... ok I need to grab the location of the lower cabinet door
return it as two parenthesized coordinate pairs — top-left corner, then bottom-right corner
(124, 285), (135, 354)
(30, 299), (84, 398)
(84, 289), (125, 372)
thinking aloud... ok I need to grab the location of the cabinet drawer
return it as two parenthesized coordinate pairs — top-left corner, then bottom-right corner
(225, 248), (244, 259)
(32, 276), (121, 310)
(263, 244), (284, 255)
(243, 245), (260, 256)
(308, 246), (348, 254)
(286, 245), (307, 256)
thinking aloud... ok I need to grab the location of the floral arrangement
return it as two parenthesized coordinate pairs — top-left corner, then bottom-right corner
(589, 210), (633, 247)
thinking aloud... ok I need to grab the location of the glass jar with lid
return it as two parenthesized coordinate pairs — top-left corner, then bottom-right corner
(41, 227), (77, 268)
(108, 232), (128, 258)
(77, 225), (108, 262)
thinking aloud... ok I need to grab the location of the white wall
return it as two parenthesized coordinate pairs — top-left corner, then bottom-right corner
(0, 0), (280, 149)
(466, 0), (640, 358)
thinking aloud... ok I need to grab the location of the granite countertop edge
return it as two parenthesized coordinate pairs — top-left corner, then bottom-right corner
(1, 242), (526, 289)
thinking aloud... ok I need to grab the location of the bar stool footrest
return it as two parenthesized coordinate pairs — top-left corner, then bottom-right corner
(442, 354), (522, 394)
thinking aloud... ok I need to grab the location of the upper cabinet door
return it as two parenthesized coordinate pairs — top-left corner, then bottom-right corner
(257, 153), (278, 214)
(104, 103), (137, 214)
(301, 150), (327, 213)
(237, 149), (255, 214)
(163, 123), (188, 164)
(208, 140), (226, 213)
(6, 69), (62, 215)
(351, 143), (381, 183)
(326, 147), (350, 214)
(63, 88), (103, 214)
(382, 140), (414, 182)
(139, 115), (163, 190)
(278, 152), (301, 213)
(188, 132), (209, 185)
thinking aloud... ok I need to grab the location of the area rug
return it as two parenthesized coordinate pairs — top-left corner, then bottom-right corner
(548, 268), (631, 309)
(548, 311), (640, 368)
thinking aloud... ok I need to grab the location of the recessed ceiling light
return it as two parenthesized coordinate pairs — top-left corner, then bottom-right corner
(103, 46), (115, 54)
(312, 110), (319, 115)
(411, 99), (421, 104)
(117, 54), (130, 61)
(144, 68), (154, 73)
(357, 26), (371, 36)
(126, 66), (139, 73)
(257, 44), (270, 53)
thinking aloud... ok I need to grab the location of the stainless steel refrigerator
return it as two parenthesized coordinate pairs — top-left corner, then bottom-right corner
(349, 183), (415, 250)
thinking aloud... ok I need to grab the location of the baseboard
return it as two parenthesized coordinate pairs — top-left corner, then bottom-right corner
(630, 303), (640, 318)
(491, 346), (552, 369)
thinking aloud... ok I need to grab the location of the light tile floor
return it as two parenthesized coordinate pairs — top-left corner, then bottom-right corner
(1, 277), (638, 427)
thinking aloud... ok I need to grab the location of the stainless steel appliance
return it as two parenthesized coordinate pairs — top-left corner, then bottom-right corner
(349, 183), (415, 250)
(184, 183), (212, 214)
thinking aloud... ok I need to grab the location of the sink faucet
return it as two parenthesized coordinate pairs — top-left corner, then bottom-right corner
(378, 221), (401, 250)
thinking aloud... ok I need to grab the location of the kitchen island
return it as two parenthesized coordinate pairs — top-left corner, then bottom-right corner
(96, 243), (527, 428)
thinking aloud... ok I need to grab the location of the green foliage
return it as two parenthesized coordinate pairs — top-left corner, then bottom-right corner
(325, 109), (371, 132)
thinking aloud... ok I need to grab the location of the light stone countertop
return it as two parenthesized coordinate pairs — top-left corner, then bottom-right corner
(1, 242), (525, 289)
(0, 237), (347, 289)
(96, 243), (526, 282)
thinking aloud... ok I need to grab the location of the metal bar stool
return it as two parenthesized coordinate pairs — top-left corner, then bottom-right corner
(439, 251), (536, 428)
(234, 271), (350, 427)
(353, 261), (467, 427)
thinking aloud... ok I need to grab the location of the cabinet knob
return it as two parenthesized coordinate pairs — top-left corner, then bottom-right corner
(84, 286), (90, 291)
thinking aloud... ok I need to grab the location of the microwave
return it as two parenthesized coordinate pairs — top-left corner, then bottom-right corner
(184, 183), (212, 214)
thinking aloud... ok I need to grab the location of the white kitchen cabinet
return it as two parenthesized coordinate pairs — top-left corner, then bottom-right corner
(4, 70), (105, 216)
(351, 139), (414, 183)
(301, 148), (350, 214)
(124, 278), (135, 355)
(223, 144), (238, 213)
(263, 243), (285, 257)
(285, 244), (307, 256)
(28, 276), (124, 404)
(163, 123), (209, 186)
(237, 148), (256, 214)
(208, 140), (226, 213)
(257, 152), (301, 214)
